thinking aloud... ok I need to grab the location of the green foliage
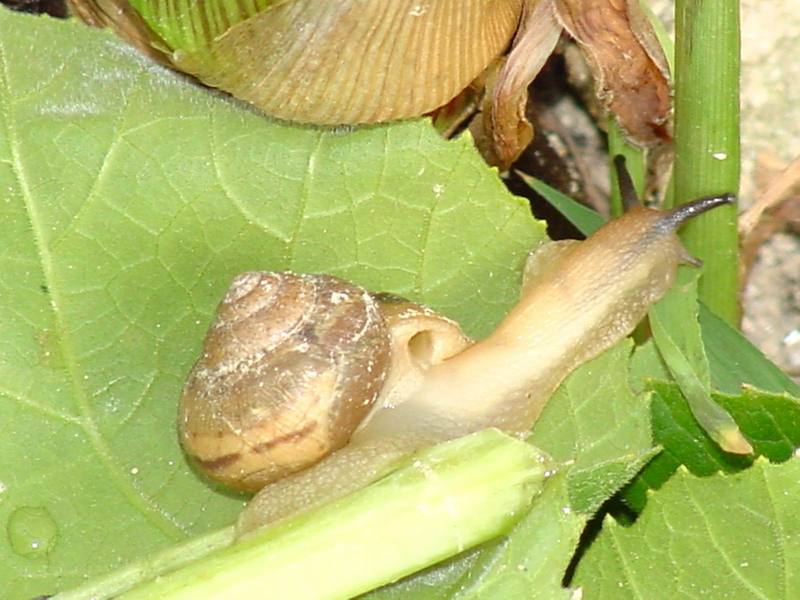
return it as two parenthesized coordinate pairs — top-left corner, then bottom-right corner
(576, 458), (800, 599)
(624, 383), (800, 512)
(650, 268), (750, 453)
(520, 174), (604, 235)
(700, 305), (800, 396)
(531, 342), (656, 514)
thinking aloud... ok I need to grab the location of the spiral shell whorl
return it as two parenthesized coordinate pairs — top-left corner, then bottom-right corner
(179, 271), (390, 491)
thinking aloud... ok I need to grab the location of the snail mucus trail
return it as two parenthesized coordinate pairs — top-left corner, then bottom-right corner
(179, 165), (733, 533)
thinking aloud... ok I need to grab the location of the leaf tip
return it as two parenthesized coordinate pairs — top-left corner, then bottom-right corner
(715, 426), (754, 455)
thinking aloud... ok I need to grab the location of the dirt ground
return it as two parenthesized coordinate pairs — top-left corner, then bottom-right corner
(738, 0), (800, 379)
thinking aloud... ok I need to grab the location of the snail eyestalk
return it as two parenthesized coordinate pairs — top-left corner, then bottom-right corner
(662, 193), (736, 230)
(613, 154), (641, 211)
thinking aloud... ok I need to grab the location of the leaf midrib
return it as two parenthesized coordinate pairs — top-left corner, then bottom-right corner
(0, 29), (185, 541)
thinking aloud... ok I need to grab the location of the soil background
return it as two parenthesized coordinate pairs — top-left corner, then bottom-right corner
(737, 0), (800, 379)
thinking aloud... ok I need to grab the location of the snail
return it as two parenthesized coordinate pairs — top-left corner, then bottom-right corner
(179, 161), (733, 534)
(68, 0), (670, 167)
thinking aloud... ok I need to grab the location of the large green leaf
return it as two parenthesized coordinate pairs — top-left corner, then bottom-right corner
(575, 458), (800, 599)
(0, 11), (544, 598)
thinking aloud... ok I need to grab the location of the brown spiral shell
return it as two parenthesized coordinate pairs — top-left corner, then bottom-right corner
(179, 271), (390, 492)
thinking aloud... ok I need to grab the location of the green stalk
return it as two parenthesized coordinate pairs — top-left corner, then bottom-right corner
(114, 430), (549, 600)
(607, 118), (644, 218)
(673, 0), (741, 324)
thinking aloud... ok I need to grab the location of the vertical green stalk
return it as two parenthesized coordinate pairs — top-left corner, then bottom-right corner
(673, 0), (741, 324)
(607, 119), (644, 218)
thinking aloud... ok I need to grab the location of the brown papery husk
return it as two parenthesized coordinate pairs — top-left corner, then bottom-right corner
(554, 0), (672, 145)
(175, 0), (523, 125)
(483, 0), (563, 169)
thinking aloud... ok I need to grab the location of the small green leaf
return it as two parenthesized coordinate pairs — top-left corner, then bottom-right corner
(650, 268), (751, 454)
(576, 458), (800, 599)
(624, 382), (800, 511)
(700, 303), (800, 396)
(518, 173), (605, 235)
(532, 341), (655, 514)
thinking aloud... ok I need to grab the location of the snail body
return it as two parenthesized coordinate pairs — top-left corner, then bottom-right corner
(179, 187), (732, 533)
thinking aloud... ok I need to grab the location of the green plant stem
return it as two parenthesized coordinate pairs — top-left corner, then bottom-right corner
(673, 0), (741, 325)
(74, 430), (548, 600)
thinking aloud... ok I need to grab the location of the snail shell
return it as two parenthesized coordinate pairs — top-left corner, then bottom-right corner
(179, 271), (391, 491)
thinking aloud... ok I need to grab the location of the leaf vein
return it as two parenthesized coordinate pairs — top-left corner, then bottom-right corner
(0, 42), (186, 541)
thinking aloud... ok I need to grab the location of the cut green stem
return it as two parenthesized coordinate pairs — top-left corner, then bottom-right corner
(53, 526), (236, 600)
(110, 430), (549, 600)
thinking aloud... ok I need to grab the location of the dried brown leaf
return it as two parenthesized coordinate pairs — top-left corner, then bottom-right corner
(555, 0), (672, 145)
(484, 0), (563, 169)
